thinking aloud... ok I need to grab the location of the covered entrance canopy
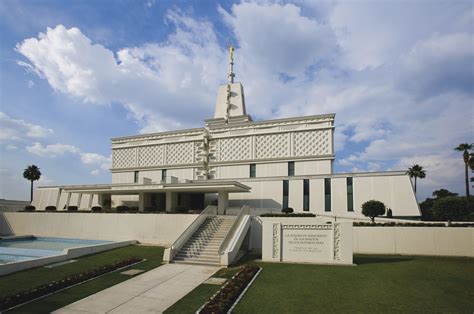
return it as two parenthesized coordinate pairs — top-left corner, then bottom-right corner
(61, 180), (251, 213)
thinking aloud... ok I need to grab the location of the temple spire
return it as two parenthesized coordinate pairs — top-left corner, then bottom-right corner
(228, 44), (235, 84)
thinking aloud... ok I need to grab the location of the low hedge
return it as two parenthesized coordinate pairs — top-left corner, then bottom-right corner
(0, 257), (143, 311)
(23, 205), (35, 211)
(199, 265), (260, 313)
(281, 207), (294, 214)
(67, 206), (78, 211)
(45, 205), (56, 211)
(260, 213), (316, 217)
(91, 206), (102, 212)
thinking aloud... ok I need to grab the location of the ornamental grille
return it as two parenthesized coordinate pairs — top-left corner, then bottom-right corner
(219, 137), (251, 161)
(166, 142), (194, 165)
(112, 148), (136, 168)
(294, 130), (330, 156)
(138, 145), (163, 167)
(256, 133), (289, 159)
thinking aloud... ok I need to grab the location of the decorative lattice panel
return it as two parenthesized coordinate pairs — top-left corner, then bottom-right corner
(219, 137), (251, 161)
(294, 130), (331, 156)
(256, 133), (289, 159)
(138, 145), (163, 167)
(166, 142), (194, 165)
(112, 148), (136, 168)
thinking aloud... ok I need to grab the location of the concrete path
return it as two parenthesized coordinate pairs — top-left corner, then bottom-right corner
(54, 263), (219, 314)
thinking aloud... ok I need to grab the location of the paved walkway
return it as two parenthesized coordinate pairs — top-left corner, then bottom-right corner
(54, 263), (220, 314)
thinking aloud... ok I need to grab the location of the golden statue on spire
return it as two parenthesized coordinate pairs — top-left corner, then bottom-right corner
(229, 44), (234, 62)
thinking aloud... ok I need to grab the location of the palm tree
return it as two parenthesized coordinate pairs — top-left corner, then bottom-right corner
(454, 143), (473, 197)
(406, 164), (426, 195)
(23, 165), (41, 202)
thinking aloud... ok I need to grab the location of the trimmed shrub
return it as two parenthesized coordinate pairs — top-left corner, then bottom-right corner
(67, 206), (78, 211)
(23, 205), (35, 211)
(45, 205), (57, 211)
(91, 206), (102, 212)
(386, 208), (393, 218)
(116, 205), (130, 212)
(281, 207), (294, 214)
(361, 200), (386, 223)
(432, 196), (472, 221)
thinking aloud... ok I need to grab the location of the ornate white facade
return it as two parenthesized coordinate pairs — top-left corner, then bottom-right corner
(32, 50), (420, 218)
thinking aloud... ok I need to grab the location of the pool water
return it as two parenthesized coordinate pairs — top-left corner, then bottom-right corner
(0, 237), (112, 265)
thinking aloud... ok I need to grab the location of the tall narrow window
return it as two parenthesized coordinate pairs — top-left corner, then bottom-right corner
(346, 177), (354, 212)
(324, 178), (331, 212)
(134, 171), (139, 183)
(250, 164), (256, 178)
(288, 161), (295, 176)
(303, 179), (310, 211)
(162, 169), (167, 182)
(282, 180), (289, 208)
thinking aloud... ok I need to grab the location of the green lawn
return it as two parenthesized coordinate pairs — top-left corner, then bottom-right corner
(1, 245), (164, 313)
(167, 254), (474, 314)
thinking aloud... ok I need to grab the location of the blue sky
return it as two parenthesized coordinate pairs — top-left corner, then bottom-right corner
(0, 0), (472, 201)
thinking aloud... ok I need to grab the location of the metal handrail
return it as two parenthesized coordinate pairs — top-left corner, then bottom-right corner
(169, 205), (217, 258)
(218, 205), (250, 255)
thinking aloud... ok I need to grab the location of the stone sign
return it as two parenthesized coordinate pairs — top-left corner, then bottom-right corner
(262, 218), (353, 265)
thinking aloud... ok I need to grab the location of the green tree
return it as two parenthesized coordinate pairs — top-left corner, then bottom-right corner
(361, 200), (386, 223)
(23, 165), (41, 202)
(432, 196), (472, 221)
(406, 164), (426, 195)
(432, 189), (458, 199)
(454, 143), (473, 197)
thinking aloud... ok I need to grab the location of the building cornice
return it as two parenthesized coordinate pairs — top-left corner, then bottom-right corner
(111, 127), (204, 144)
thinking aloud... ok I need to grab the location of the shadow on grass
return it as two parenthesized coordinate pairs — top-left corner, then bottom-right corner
(354, 255), (413, 265)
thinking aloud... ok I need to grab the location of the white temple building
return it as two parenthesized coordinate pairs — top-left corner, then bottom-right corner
(33, 47), (420, 219)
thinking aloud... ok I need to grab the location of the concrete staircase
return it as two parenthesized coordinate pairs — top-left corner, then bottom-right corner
(173, 216), (236, 265)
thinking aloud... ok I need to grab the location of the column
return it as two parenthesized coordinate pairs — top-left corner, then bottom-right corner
(88, 194), (94, 209)
(218, 190), (229, 215)
(77, 193), (83, 208)
(165, 191), (177, 212)
(65, 192), (71, 208)
(138, 192), (145, 212)
(55, 188), (62, 210)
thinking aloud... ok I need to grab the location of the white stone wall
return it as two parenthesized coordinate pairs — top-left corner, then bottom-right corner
(294, 160), (331, 176)
(228, 180), (283, 208)
(228, 173), (420, 217)
(353, 227), (473, 257)
(0, 212), (198, 246)
(250, 218), (473, 257)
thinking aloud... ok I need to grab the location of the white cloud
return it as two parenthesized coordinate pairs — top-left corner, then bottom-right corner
(38, 175), (53, 185)
(15, 16), (227, 132)
(329, 1), (472, 70)
(220, 2), (337, 77)
(26, 141), (111, 171)
(26, 142), (79, 157)
(27, 80), (35, 88)
(0, 112), (53, 141)
(90, 169), (100, 176)
(6, 144), (18, 151)
(80, 152), (111, 170)
(12, 2), (473, 200)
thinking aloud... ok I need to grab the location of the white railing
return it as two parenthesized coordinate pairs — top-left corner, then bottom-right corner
(218, 205), (250, 256)
(163, 205), (217, 262)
